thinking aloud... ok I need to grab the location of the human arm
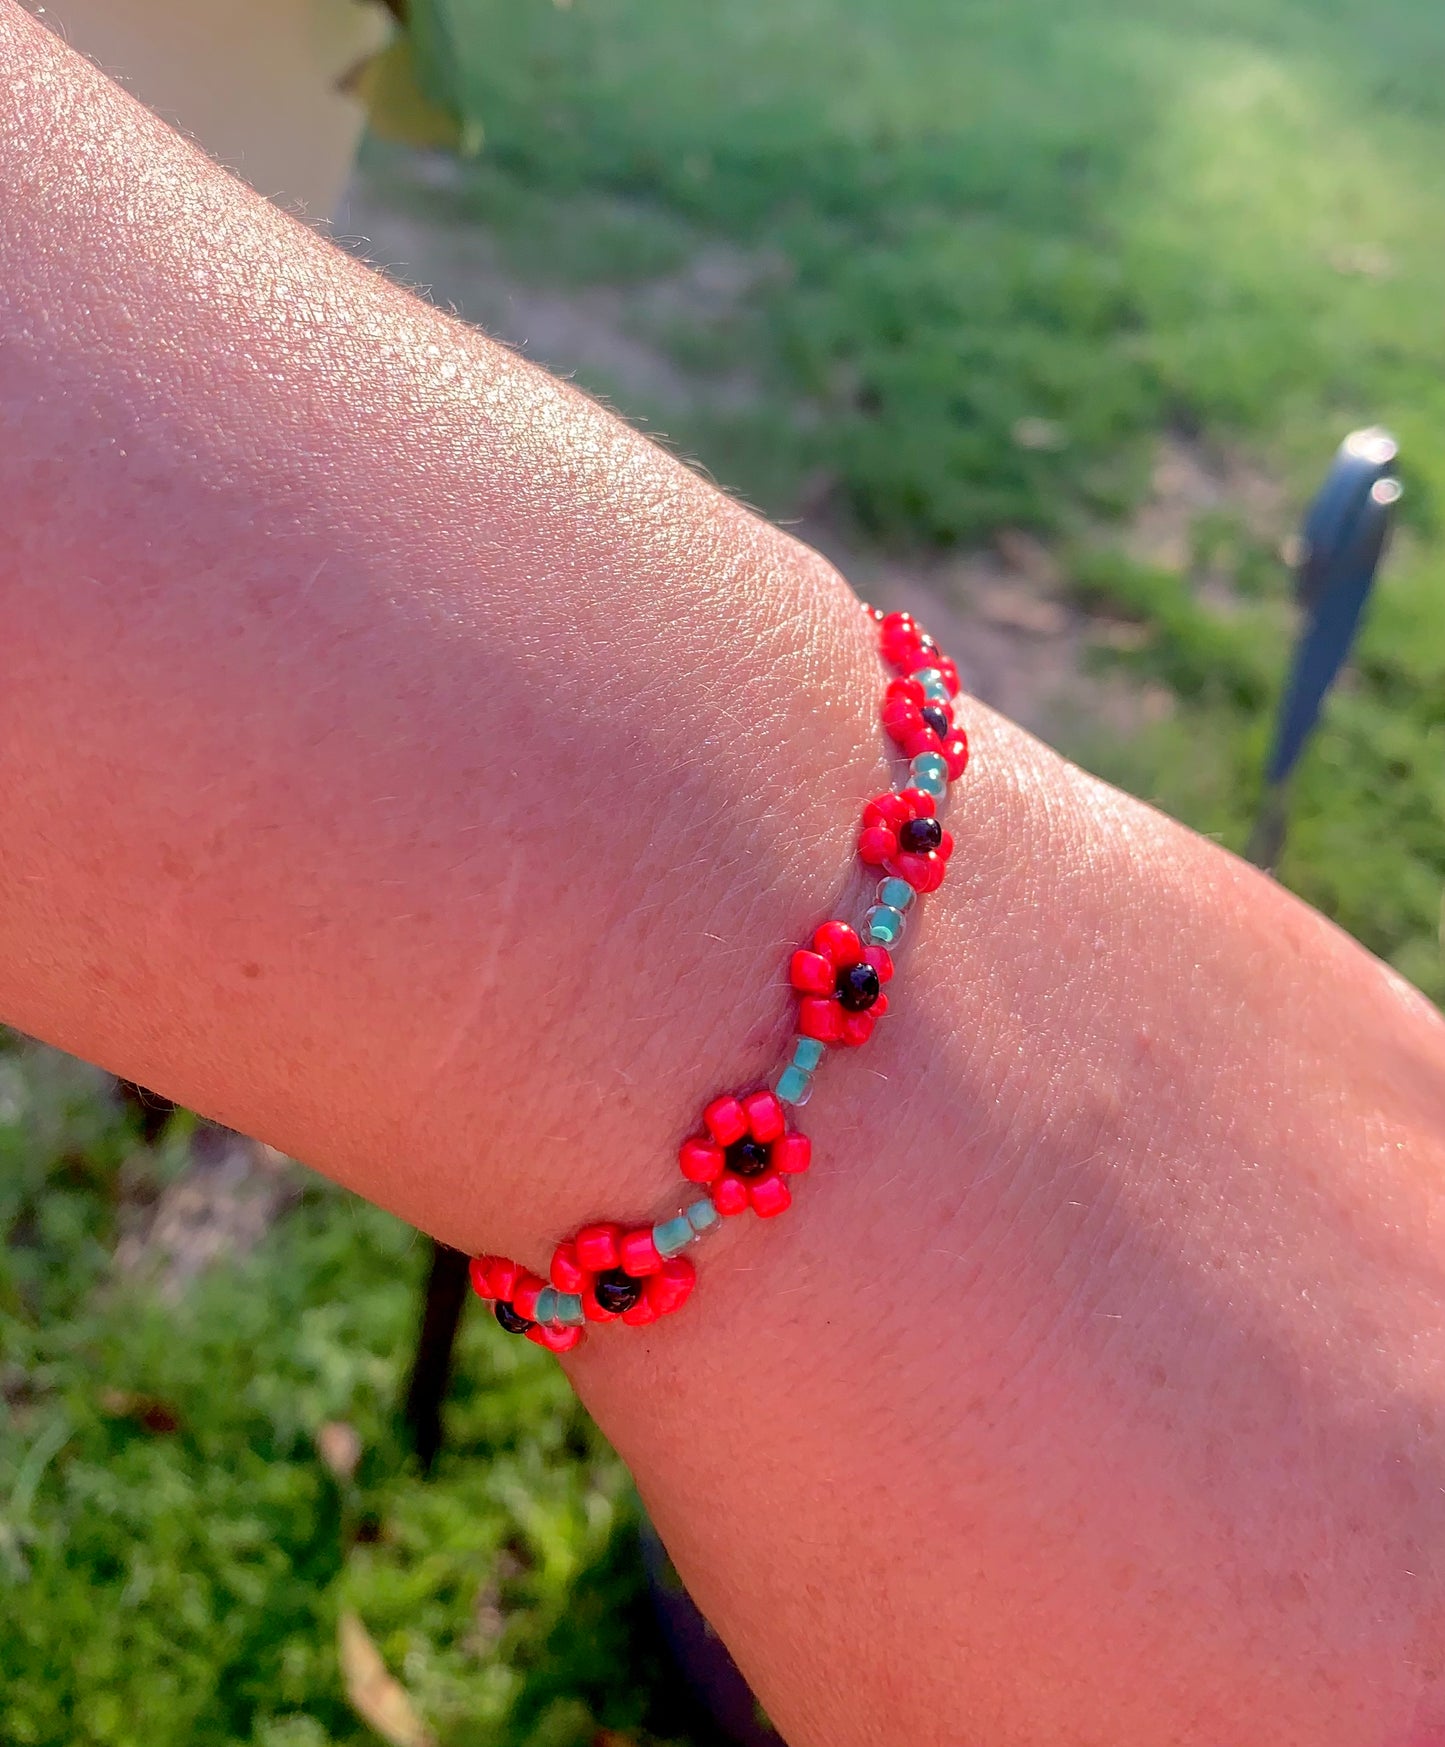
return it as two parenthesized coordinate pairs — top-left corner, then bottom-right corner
(4, 7), (1445, 1742)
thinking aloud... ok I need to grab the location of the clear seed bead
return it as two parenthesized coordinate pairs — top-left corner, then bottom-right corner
(774, 1062), (814, 1106)
(864, 904), (906, 947)
(877, 876), (916, 911)
(554, 1293), (586, 1326)
(790, 1035), (826, 1072)
(653, 1214), (694, 1258)
(686, 1197), (722, 1237)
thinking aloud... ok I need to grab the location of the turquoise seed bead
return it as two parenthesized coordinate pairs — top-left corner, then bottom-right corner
(912, 768), (947, 801)
(653, 1214), (694, 1258)
(911, 751), (949, 784)
(864, 904), (906, 947)
(791, 1035), (826, 1072)
(774, 1062), (813, 1106)
(554, 1293), (586, 1326)
(686, 1197), (722, 1237)
(877, 876), (916, 911)
(534, 1286), (559, 1326)
(914, 667), (949, 703)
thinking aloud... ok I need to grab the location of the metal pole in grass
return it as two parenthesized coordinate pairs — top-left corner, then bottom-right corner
(1246, 427), (1401, 873)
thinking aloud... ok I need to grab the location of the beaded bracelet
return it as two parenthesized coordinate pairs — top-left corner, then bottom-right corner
(469, 605), (968, 1351)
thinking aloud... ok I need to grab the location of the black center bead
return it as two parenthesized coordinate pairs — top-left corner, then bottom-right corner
(725, 1136), (772, 1178)
(593, 1269), (643, 1314)
(494, 1300), (533, 1335)
(920, 704), (951, 740)
(899, 816), (943, 854)
(836, 962), (881, 1012)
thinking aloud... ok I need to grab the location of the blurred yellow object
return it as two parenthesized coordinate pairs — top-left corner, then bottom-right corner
(337, 1610), (437, 1747)
(343, 30), (466, 154)
(21, 0), (391, 216)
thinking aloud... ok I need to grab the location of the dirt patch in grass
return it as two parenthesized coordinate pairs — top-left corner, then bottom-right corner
(342, 151), (769, 415)
(114, 1124), (300, 1295)
(342, 150), (1201, 743)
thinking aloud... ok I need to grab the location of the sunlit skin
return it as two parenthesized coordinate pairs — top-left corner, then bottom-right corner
(4, 7), (1445, 1743)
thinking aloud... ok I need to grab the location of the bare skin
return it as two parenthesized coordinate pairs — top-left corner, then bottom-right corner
(4, 7), (1445, 1742)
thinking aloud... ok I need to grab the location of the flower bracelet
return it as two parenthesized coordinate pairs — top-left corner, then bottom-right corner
(469, 605), (968, 1352)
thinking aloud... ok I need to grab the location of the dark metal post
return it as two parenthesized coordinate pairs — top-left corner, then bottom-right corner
(403, 1240), (471, 1473)
(1247, 427), (1400, 871)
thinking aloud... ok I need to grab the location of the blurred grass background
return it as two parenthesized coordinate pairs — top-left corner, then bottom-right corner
(4, 0), (1444, 1742)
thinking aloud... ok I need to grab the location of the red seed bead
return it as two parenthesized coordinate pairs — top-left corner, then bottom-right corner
(939, 830), (954, 861)
(619, 1227), (663, 1276)
(621, 1296), (661, 1327)
(679, 1135), (725, 1183)
(880, 616), (922, 662)
(938, 656), (961, 695)
(892, 850), (942, 892)
(882, 701), (921, 741)
(712, 1173), (751, 1217)
(512, 1272), (547, 1321)
(858, 825), (896, 865)
(775, 1132), (812, 1175)
(486, 1258), (522, 1302)
(839, 1009), (876, 1048)
(789, 949), (836, 995)
(645, 1256), (697, 1317)
(902, 726), (942, 759)
(575, 1222), (623, 1273)
(916, 856), (947, 894)
(528, 1324), (584, 1354)
(798, 995), (843, 1044)
(883, 640), (924, 672)
(703, 1095), (749, 1147)
(899, 787), (936, 817)
(749, 1172), (793, 1218)
(943, 732), (969, 780)
(742, 1089), (786, 1142)
(549, 1240), (586, 1294)
(865, 792), (913, 829)
(581, 1285), (618, 1324)
(813, 920), (863, 966)
(468, 1256), (497, 1299)
(886, 676), (926, 707)
(864, 944), (894, 982)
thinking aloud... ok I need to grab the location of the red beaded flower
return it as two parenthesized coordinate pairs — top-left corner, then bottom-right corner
(789, 921), (893, 1047)
(878, 610), (961, 694)
(678, 1089), (811, 1219)
(467, 1257), (586, 1352)
(880, 677), (969, 778)
(550, 1223), (697, 1328)
(857, 789), (954, 893)
(881, 675), (950, 760)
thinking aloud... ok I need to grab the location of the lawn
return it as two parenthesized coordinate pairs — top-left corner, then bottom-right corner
(397, 0), (1445, 1001)
(4, 2), (1444, 1743)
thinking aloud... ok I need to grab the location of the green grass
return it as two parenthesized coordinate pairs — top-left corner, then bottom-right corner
(6, 5), (1445, 1743)
(389, 0), (1445, 1003)
(0, 1046), (699, 1747)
